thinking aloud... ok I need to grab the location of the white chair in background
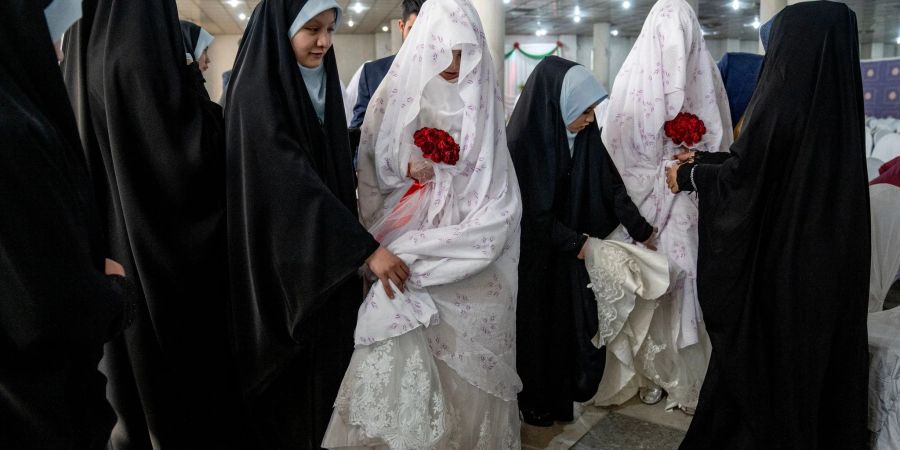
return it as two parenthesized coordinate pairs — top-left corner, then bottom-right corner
(869, 158), (886, 182)
(868, 307), (900, 450)
(872, 133), (900, 163)
(874, 129), (893, 144)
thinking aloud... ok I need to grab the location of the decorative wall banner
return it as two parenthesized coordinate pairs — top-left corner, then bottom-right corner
(504, 41), (563, 60)
(862, 57), (900, 119)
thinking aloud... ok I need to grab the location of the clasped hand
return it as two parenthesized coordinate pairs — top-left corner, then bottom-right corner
(366, 247), (410, 300)
(666, 148), (696, 194)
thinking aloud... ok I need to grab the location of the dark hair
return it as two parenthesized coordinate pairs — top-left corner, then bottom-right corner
(402, 0), (425, 21)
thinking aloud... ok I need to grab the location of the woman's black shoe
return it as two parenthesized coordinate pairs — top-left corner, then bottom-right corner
(520, 408), (554, 427)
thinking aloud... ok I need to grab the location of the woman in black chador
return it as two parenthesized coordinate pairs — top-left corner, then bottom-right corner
(508, 56), (655, 426)
(223, 0), (408, 447)
(1, 0), (133, 448)
(61, 0), (241, 447)
(668, 2), (869, 448)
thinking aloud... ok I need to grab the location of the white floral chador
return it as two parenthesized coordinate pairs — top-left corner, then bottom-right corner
(321, 0), (523, 447)
(598, 0), (732, 410)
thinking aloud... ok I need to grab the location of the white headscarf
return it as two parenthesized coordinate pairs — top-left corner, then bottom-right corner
(355, 0), (523, 400)
(561, 64), (607, 151)
(601, 0), (732, 349)
(290, 0), (342, 122)
(44, 0), (82, 42)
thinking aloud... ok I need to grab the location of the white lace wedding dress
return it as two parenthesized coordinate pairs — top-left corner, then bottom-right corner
(321, 0), (522, 447)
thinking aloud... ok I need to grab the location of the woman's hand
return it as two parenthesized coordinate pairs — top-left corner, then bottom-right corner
(577, 239), (590, 260)
(642, 227), (658, 251)
(673, 148), (696, 163)
(666, 163), (681, 194)
(408, 160), (434, 183)
(366, 246), (410, 299)
(105, 258), (125, 277)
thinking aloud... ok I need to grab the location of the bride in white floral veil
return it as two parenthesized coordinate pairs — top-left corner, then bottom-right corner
(320, 0), (522, 447)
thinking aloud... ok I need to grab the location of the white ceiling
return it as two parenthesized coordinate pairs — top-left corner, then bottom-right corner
(177, 0), (900, 44)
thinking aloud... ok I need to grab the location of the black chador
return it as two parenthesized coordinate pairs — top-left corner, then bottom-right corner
(61, 0), (240, 447)
(507, 56), (653, 425)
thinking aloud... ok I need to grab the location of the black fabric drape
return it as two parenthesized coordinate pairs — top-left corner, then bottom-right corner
(224, 0), (379, 447)
(0, 1), (130, 448)
(61, 0), (241, 447)
(679, 2), (869, 448)
(507, 56), (652, 422)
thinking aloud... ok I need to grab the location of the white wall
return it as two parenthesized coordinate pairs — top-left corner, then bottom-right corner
(375, 31), (393, 59)
(205, 33), (378, 101)
(332, 34), (377, 86)
(206, 34), (241, 103)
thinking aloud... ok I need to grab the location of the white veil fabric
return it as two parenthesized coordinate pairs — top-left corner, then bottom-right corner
(598, 0), (731, 410)
(355, 0), (522, 401)
(323, 0), (523, 447)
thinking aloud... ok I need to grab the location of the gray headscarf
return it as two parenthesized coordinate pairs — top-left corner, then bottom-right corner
(560, 64), (608, 152)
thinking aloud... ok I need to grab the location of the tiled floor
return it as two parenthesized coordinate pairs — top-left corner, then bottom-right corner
(520, 282), (900, 449)
(521, 397), (692, 449)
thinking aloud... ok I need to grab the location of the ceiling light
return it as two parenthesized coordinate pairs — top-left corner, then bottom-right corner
(503, 0), (511, 4)
(574, 5), (581, 15)
(348, 19), (355, 27)
(238, 12), (247, 20)
(751, 16), (760, 29)
(896, 36), (900, 45)
(382, 25), (389, 32)
(610, 29), (619, 36)
(622, 1), (631, 9)
(535, 28), (548, 36)
(226, 0), (240, 7)
(731, 0), (740, 10)
(351, 2), (366, 14)
(573, 15), (581, 23)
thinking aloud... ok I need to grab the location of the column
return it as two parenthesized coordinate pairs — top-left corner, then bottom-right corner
(871, 42), (885, 60)
(471, 0), (506, 94)
(592, 22), (611, 87)
(725, 38), (741, 53)
(390, 19), (402, 54)
(759, 0), (786, 52)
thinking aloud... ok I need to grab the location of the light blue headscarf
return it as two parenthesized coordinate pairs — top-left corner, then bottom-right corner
(290, 0), (343, 123)
(760, 12), (779, 52)
(44, 0), (82, 42)
(192, 27), (215, 62)
(560, 64), (607, 151)
(288, 0), (342, 40)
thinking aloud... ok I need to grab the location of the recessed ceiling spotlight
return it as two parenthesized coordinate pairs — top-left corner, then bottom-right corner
(238, 12), (247, 20)
(610, 29), (619, 36)
(503, 0), (511, 4)
(227, 0), (240, 7)
(382, 25), (389, 32)
(573, 15), (581, 23)
(731, 0), (740, 10)
(351, 2), (366, 14)
(348, 19), (355, 27)
(622, 1), (631, 9)
(751, 16), (760, 29)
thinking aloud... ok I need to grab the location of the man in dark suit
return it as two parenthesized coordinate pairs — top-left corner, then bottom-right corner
(350, 0), (425, 128)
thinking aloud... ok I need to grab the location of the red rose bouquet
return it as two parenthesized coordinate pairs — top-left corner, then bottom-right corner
(413, 127), (460, 165)
(664, 112), (706, 148)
